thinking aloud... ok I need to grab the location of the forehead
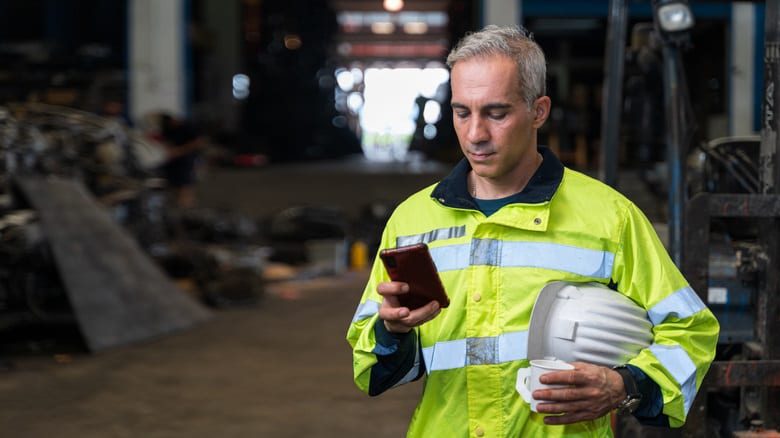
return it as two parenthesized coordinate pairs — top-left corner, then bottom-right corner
(450, 54), (520, 103)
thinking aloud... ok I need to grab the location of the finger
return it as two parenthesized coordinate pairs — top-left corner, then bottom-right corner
(378, 303), (410, 321)
(537, 399), (606, 425)
(533, 386), (596, 402)
(380, 299), (439, 326)
(377, 292), (402, 310)
(377, 282), (410, 296)
(414, 307), (442, 326)
(539, 370), (584, 386)
(535, 399), (591, 415)
(399, 300), (440, 326)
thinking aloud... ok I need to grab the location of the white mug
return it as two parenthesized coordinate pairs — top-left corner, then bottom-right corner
(516, 359), (574, 412)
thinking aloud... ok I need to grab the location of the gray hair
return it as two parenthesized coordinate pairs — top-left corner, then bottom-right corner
(446, 25), (546, 107)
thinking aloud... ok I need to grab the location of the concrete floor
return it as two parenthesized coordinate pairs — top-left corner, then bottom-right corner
(0, 273), (421, 438)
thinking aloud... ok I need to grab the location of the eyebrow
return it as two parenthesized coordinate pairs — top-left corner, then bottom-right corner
(451, 102), (513, 111)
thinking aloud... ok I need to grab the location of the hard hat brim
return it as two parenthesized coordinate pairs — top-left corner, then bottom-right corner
(527, 281), (570, 361)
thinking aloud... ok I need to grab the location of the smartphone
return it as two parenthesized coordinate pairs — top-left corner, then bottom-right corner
(379, 243), (450, 310)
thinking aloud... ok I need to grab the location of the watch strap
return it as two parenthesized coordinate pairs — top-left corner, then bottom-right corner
(613, 365), (642, 413)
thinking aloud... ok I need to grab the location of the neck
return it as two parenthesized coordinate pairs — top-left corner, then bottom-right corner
(470, 151), (543, 200)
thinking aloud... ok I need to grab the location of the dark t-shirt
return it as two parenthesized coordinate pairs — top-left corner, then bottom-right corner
(161, 123), (200, 187)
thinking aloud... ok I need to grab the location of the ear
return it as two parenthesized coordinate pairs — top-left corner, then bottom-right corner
(531, 96), (551, 129)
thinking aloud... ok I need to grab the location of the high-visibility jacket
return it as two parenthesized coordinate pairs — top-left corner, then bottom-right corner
(346, 148), (719, 437)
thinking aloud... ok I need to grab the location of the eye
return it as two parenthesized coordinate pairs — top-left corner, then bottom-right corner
(488, 112), (507, 120)
(454, 111), (469, 120)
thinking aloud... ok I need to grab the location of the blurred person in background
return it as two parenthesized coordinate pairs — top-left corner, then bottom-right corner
(156, 113), (206, 209)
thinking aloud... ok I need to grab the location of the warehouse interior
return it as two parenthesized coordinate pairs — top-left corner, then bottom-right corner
(0, 0), (778, 437)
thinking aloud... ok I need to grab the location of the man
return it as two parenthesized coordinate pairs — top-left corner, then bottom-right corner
(346, 25), (719, 437)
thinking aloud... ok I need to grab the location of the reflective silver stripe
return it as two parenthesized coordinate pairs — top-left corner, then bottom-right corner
(430, 244), (471, 272)
(467, 336), (497, 365)
(351, 299), (380, 323)
(423, 338), (465, 371)
(430, 240), (615, 278)
(392, 337), (421, 388)
(649, 344), (698, 415)
(647, 286), (706, 326)
(498, 240), (614, 278)
(470, 238), (500, 266)
(421, 330), (528, 372)
(396, 225), (467, 247)
(498, 331), (529, 363)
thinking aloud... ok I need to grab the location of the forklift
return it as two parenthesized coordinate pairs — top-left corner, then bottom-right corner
(600, 0), (780, 436)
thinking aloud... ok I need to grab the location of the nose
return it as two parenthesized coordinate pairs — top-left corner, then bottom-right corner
(466, 117), (489, 145)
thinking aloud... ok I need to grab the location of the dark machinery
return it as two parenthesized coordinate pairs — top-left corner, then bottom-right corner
(601, 0), (780, 436)
(682, 2), (780, 436)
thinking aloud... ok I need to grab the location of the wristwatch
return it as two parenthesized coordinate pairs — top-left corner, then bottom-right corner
(613, 365), (642, 414)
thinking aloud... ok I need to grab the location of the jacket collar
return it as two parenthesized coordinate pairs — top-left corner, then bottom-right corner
(430, 146), (564, 210)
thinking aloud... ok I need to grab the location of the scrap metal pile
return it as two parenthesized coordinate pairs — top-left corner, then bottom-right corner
(0, 103), (259, 351)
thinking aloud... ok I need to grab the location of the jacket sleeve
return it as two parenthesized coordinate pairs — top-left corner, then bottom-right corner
(611, 202), (720, 428)
(345, 223), (425, 396)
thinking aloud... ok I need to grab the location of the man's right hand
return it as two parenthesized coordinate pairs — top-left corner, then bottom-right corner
(377, 281), (441, 334)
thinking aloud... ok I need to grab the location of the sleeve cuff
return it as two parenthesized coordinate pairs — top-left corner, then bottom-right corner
(368, 318), (421, 396)
(626, 364), (669, 426)
(373, 318), (414, 355)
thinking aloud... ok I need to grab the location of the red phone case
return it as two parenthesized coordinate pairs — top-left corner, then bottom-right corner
(379, 243), (450, 310)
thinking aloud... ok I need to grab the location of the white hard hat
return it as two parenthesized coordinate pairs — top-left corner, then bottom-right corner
(527, 281), (653, 367)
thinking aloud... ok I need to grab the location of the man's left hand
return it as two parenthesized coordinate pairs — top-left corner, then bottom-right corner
(532, 362), (626, 425)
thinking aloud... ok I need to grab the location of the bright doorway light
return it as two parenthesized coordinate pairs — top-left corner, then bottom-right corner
(359, 67), (449, 161)
(383, 0), (404, 12)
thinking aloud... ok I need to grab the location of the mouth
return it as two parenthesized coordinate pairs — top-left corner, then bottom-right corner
(467, 151), (495, 161)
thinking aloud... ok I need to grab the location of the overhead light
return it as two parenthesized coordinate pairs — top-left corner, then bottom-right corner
(656, 3), (694, 32)
(232, 74), (250, 100)
(653, 0), (694, 32)
(336, 69), (355, 91)
(347, 92), (364, 114)
(371, 21), (395, 34)
(423, 124), (437, 140)
(652, 0), (694, 46)
(351, 68), (364, 85)
(423, 100), (441, 124)
(403, 22), (428, 35)
(383, 0), (404, 12)
(284, 34), (302, 50)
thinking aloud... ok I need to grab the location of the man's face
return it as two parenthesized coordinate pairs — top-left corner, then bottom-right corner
(450, 54), (548, 183)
